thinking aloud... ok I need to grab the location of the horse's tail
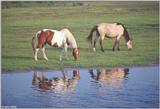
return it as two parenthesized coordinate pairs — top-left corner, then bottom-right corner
(116, 22), (130, 41)
(32, 36), (37, 52)
(87, 25), (99, 45)
(32, 31), (40, 52)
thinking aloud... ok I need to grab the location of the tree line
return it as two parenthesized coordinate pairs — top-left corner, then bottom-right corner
(2, 1), (85, 9)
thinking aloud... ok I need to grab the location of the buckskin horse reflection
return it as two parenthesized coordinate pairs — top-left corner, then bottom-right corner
(89, 68), (129, 88)
(32, 68), (80, 93)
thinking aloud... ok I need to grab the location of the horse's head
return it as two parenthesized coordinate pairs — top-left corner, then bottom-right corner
(73, 48), (79, 61)
(126, 40), (133, 50)
(72, 69), (80, 79)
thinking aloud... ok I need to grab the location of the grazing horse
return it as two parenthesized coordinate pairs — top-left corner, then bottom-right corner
(87, 23), (133, 52)
(32, 28), (79, 61)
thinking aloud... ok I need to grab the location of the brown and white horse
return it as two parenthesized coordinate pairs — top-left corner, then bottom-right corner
(32, 28), (79, 61)
(87, 23), (133, 52)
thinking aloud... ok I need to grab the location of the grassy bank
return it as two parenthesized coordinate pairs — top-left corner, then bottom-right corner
(2, 1), (159, 72)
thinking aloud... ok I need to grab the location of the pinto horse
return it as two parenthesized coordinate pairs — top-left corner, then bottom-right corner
(32, 28), (79, 61)
(87, 23), (133, 52)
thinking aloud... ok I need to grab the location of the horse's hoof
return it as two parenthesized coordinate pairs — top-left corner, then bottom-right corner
(128, 48), (132, 51)
(66, 58), (69, 61)
(43, 57), (48, 61)
(101, 49), (104, 52)
(93, 48), (96, 52)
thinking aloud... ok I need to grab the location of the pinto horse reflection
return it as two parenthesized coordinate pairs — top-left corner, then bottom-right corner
(32, 68), (80, 92)
(89, 68), (129, 86)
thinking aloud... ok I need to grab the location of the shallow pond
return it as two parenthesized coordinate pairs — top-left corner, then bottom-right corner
(2, 66), (159, 108)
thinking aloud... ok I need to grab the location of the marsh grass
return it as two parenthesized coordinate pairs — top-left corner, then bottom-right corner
(2, 1), (159, 71)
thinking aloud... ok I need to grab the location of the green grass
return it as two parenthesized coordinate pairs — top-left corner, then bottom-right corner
(2, 1), (159, 72)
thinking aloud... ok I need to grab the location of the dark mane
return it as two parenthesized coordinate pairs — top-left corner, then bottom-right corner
(116, 22), (130, 42)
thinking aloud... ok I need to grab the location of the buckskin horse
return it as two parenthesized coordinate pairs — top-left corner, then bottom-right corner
(87, 23), (133, 52)
(32, 28), (79, 61)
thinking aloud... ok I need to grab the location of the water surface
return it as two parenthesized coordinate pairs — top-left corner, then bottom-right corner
(2, 66), (159, 108)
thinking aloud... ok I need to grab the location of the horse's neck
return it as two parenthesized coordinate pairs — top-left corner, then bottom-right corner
(67, 35), (77, 48)
(124, 33), (130, 43)
(122, 27), (130, 43)
(62, 29), (77, 48)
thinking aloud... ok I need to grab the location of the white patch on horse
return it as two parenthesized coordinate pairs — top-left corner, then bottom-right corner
(42, 29), (65, 47)
(93, 48), (96, 52)
(51, 30), (65, 47)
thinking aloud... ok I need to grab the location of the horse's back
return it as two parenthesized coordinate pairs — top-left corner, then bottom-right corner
(97, 23), (124, 37)
(60, 28), (72, 35)
(60, 28), (75, 40)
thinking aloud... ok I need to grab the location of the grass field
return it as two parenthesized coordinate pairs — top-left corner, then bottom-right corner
(2, 1), (159, 72)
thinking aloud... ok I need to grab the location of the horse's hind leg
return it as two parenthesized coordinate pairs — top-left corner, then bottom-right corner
(41, 47), (48, 61)
(99, 35), (105, 52)
(93, 37), (98, 52)
(99, 38), (105, 52)
(34, 48), (39, 61)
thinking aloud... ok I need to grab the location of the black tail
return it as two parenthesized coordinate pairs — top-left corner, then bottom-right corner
(87, 25), (99, 45)
(116, 22), (130, 41)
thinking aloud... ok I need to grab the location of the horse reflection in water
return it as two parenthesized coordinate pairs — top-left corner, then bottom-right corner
(89, 68), (129, 89)
(32, 68), (80, 93)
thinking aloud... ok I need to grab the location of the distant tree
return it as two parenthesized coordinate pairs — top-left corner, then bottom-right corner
(77, 2), (83, 6)
(2, 2), (9, 9)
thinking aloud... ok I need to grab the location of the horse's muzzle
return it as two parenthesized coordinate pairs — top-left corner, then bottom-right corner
(128, 48), (132, 51)
(74, 57), (78, 61)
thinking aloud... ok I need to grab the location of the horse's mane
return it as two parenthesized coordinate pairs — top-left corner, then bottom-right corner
(61, 28), (77, 48)
(116, 23), (130, 42)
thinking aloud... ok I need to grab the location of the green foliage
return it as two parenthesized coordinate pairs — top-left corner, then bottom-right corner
(2, 1), (159, 72)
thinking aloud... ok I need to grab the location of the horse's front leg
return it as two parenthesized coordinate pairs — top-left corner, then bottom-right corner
(60, 44), (68, 61)
(113, 39), (118, 51)
(117, 41), (120, 51)
(113, 40), (120, 51)
(64, 44), (69, 60)
(41, 47), (48, 61)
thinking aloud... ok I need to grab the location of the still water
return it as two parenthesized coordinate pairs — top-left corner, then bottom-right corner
(2, 66), (159, 108)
